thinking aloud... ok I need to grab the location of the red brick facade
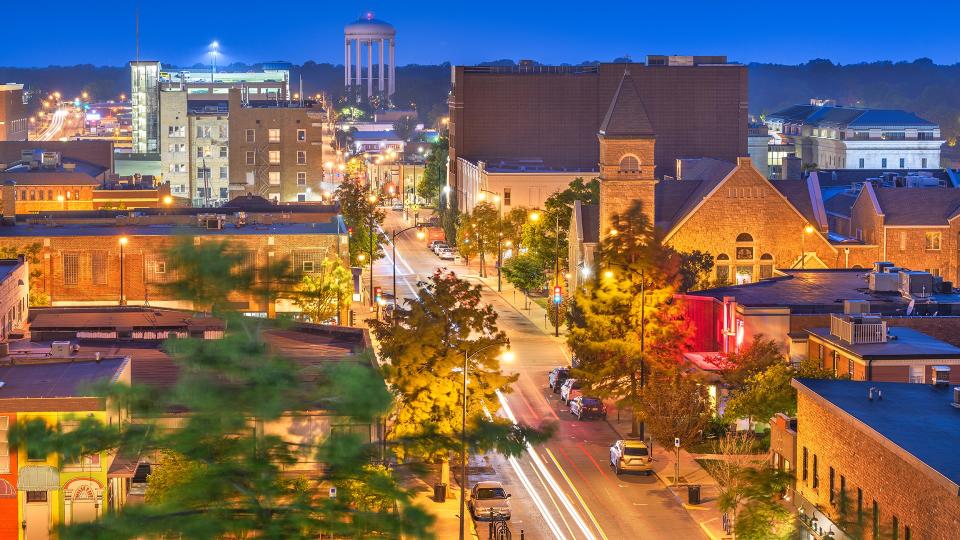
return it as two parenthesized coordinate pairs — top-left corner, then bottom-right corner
(795, 391), (960, 540)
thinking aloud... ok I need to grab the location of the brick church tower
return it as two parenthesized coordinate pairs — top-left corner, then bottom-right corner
(598, 70), (657, 240)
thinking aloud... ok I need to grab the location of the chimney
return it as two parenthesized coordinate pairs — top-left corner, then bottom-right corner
(1, 180), (16, 225)
(784, 154), (802, 181)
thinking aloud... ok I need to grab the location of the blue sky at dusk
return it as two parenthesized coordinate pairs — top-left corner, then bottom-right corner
(3, 1), (959, 67)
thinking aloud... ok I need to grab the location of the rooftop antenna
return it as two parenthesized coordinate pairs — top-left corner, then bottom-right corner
(299, 75), (304, 107)
(134, 0), (140, 63)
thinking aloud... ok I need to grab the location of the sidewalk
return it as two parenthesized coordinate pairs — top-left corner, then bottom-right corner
(605, 408), (733, 540)
(404, 474), (478, 540)
(468, 270), (569, 344)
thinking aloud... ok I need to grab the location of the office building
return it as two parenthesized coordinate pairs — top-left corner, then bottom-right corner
(449, 56), (748, 211)
(765, 102), (943, 171)
(0, 84), (28, 142)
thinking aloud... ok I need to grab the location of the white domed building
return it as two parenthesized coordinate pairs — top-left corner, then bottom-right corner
(344, 12), (396, 103)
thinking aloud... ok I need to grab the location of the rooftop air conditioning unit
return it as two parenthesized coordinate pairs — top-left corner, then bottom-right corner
(900, 271), (935, 297)
(873, 262), (894, 273)
(50, 341), (73, 358)
(844, 300), (871, 314)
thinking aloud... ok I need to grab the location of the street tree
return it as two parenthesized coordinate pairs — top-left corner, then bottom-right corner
(637, 367), (711, 450)
(418, 136), (448, 205)
(705, 432), (766, 536)
(9, 237), (433, 539)
(568, 200), (694, 436)
(287, 258), (353, 323)
(371, 270), (549, 487)
(679, 250), (716, 292)
(501, 253), (547, 308)
(722, 336), (786, 389)
(724, 358), (835, 424)
(335, 179), (387, 266)
(392, 115), (417, 142)
(728, 467), (795, 539)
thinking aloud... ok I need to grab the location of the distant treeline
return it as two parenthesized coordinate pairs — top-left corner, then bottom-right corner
(4, 58), (959, 136)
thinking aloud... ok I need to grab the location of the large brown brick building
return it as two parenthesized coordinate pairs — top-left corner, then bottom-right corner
(449, 56), (748, 210)
(227, 90), (326, 203)
(791, 378), (960, 540)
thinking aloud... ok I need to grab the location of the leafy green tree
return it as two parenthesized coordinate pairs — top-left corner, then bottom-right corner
(145, 451), (204, 504)
(0, 242), (49, 305)
(638, 367), (711, 450)
(729, 467), (795, 540)
(392, 115), (417, 142)
(371, 270), (549, 487)
(679, 250), (715, 292)
(724, 358), (836, 423)
(287, 258), (353, 323)
(723, 336), (786, 389)
(9, 238), (433, 539)
(501, 254), (547, 308)
(418, 136), (448, 205)
(335, 179), (387, 266)
(568, 200), (694, 436)
(456, 202), (499, 277)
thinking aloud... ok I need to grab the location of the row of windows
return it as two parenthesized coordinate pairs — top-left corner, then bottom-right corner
(16, 189), (82, 202)
(802, 447), (911, 539)
(244, 150), (308, 165)
(858, 158), (929, 169)
(244, 128), (307, 143)
(195, 146), (228, 158)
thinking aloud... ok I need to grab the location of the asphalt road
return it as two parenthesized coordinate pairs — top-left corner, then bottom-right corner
(373, 210), (704, 540)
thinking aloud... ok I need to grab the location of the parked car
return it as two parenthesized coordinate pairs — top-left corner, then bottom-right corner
(548, 367), (570, 393)
(428, 240), (445, 251)
(559, 378), (583, 404)
(609, 439), (653, 475)
(432, 243), (449, 255)
(438, 248), (457, 261)
(391, 202), (404, 211)
(468, 481), (511, 521)
(570, 396), (607, 420)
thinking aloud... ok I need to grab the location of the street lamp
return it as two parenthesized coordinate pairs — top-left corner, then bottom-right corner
(459, 341), (513, 540)
(801, 224), (815, 269)
(530, 209), (562, 337)
(391, 221), (425, 324)
(602, 264), (648, 439)
(118, 237), (128, 305)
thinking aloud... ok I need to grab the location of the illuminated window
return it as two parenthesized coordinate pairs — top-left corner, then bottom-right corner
(268, 172), (281, 185)
(269, 151), (280, 165)
(716, 254), (730, 284)
(925, 231), (941, 250)
(268, 129), (280, 143)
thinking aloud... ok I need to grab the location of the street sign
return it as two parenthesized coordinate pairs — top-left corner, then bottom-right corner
(329, 487), (337, 499)
(674, 437), (680, 448)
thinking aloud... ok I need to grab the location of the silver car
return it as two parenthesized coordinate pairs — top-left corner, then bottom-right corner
(468, 481), (511, 521)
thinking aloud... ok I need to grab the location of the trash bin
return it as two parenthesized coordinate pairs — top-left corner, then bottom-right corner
(687, 484), (701, 505)
(434, 483), (447, 503)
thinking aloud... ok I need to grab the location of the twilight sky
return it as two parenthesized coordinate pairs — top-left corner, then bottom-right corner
(3, 1), (959, 67)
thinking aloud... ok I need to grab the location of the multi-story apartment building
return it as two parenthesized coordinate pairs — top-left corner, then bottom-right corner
(228, 90), (326, 202)
(155, 67), (300, 205)
(159, 92), (229, 204)
(0, 84), (28, 142)
(765, 102), (943, 170)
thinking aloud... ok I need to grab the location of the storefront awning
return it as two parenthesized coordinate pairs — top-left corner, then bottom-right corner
(17, 466), (60, 491)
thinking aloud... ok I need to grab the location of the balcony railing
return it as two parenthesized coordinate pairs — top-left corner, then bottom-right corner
(830, 314), (887, 344)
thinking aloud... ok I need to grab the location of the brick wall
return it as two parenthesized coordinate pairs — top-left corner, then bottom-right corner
(667, 163), (837, 282)
(795, 392), (960, 539)
(0, 231), (344, 314)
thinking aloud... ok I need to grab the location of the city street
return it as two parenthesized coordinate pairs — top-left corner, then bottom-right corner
(371, 210), (705, 540)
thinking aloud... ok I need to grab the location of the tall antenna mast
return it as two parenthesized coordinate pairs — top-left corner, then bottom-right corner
(135, 0), (140, 63)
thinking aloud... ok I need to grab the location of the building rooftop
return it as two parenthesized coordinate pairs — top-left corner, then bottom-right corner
(0, 171), (102, 187)
(29, 307), (224, 332)
(807, 326), (960, 360)
(793, 378), (960, 490)
(0, 357), (127, 399)
(0, 258), (24, 282)
(0, 220), (343, 238)
(690, 269), (910, 311)
(767, 104), (939, 130)
(871, 186), (960, 226)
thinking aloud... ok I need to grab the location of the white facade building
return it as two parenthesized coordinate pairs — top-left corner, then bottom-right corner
(765, 103), (943, 171)
(344, 13), (396, 103)
(130, 61), (161, 154)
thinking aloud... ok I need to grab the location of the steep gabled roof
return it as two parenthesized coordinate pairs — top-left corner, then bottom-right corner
(773, 177), (829, 230)
(656, 158), (736, 232)
(872, 188), (960, 226)
(598, 70), (654, 138)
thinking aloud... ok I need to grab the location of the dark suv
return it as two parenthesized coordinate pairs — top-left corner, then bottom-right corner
(570, 396), (607, 420)
(548, 367), (570, 393)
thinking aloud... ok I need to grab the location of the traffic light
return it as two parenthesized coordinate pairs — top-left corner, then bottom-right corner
(553, 286), (562, 304)
(374, 287), (382, 304)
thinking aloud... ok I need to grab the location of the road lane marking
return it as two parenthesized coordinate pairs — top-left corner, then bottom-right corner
(576, 442), (613, 484)
(546, 447), (610, 540)
(497, 391), (597, 540)
(527, 455), (576, 540)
